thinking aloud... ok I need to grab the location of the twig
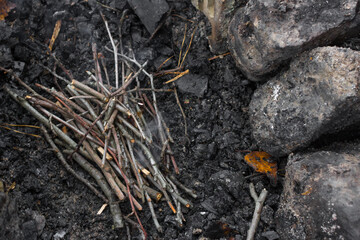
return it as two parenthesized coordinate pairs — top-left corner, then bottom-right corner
(101, 11), (119, 89)
(174, 87), (188, 136)
(71, 152), (124, 228)
(41, 126), (108, 203)
(247, 182), (268, 240)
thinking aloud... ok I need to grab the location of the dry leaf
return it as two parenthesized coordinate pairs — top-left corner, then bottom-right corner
(0, 0), (15, 21)
(244, 151), (277, 186)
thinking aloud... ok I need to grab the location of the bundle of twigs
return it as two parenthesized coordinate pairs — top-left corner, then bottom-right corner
(1, 11), (196, 238)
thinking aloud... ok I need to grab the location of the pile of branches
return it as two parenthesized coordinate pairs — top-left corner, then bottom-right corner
(1, 12), (196, 238)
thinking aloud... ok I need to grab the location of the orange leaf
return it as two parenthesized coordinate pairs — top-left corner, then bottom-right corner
(48, 20), (62, 51)
(244, 151), (277, 185)
(0, 0), (16, 21)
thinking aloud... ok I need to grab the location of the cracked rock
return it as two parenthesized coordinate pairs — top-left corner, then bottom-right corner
(275, 143), (360, 239)
(228, 0), (360, 81)
(249, 47), (360, 157)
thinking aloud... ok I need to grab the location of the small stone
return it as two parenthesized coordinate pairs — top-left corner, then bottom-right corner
(176, 74), (208, 97)
(127, 0), (169, 34)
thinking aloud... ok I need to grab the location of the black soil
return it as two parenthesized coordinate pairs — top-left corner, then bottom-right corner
(0, 0), (357, 239)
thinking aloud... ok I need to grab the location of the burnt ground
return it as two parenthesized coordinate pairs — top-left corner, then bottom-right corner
(0, 0), (359, 240)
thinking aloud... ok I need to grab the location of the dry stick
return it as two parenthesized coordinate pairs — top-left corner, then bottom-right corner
(101, 11), (119, 89)
(167, 177), (184, 226)
(112, 126), (123, 168)
(123, 216), (146, 240)
(153, 67), (182, 77)
(98, 130), (146, 235)
(174, 86), (188, 136)
(70, 152), (124, 229)
(86, 71), (111, 96)
(0, 66), (41, 97)
(66, 86), (105, 133)
(38, 63), (71, 84)
(143, 185), (162, 202)
(180, 24), (198, 68)
(117, 116), (151, 144)
(247, 183), (268, 240)
(50, 53), (74, 81)
(169, 175), (197, 199)
(41, 126), (108, 203)
(35, 84), (90, 118)
(108, 161), (143, 211)
(4, 86), (83, 154)
(82, 140), (125, 201)
(146, 174), (176, 214)
(119, 9), (128, 87)
(103, 97), (116, 127)
(99, 53), (111, 87)
(109, 61), (148, 97)
(126, 88), (173, 94)
(27, 96), (70, 118)
(92, 42), (103, 90)
(178, 23), (187, 67)
(36, 106), (102, 146)
(102, 130), (111, 166)
(67, 99), (111, 163)
(135, 140), (167, 188)
(167, 144), (179, 174)
(145, 191), (163, 232)
(72, 80), (108, 102)
(117, 100), (146, 138)
(135, 103), (153, 142)
(126, 139), (145, 202)
(159, 112), (174, 143)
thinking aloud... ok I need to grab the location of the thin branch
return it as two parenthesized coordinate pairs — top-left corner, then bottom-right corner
(247, 182), (268, 240)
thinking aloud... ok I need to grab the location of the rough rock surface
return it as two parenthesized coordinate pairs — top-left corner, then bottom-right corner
(0, 192), (24, 240)
(127, 0), (169, 34)
(275, 143), (360, 239)
(176, 73), (208, 98)
(249, 47), (360, 157)
(228, 0), (360, 81)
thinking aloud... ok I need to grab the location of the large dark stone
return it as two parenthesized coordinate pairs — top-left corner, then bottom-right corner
(275, 143), (360, 239)
(127, 0), (169, 34)
(228, 0), (360, 81)
(249, 47), (360, 157)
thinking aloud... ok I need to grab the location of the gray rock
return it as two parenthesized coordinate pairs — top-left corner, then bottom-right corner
(0, 193), (24, 240)
(228, 0), (360, 81)
(176, 74), (208, 97)
(127, 0), (169, 34)
(275, 144), (360, 239)
(249, 47), (360, 157)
